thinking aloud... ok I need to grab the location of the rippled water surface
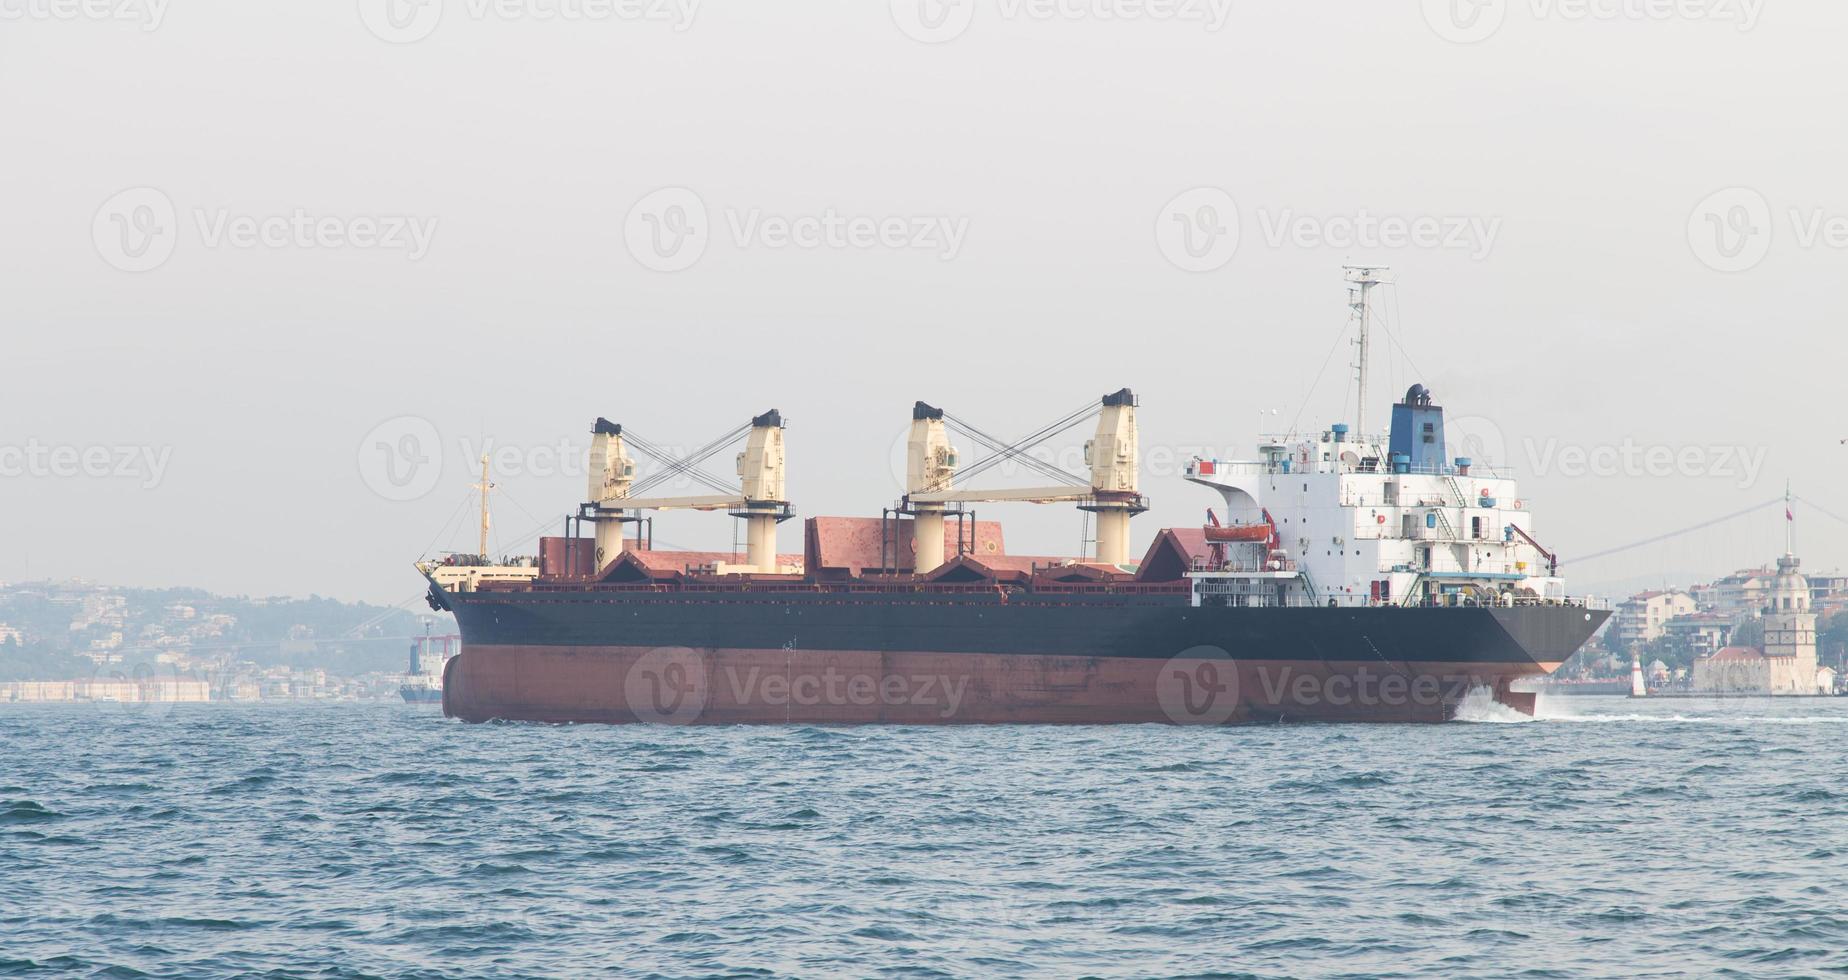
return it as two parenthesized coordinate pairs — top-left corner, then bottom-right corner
(3, 697), (1846, 978)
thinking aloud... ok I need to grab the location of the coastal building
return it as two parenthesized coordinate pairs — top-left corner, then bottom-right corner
(0, 677), (211, 703)
(1713, 567), (1775, 618)
(1613, 590), (1699, 651)
(1, 681), (76, 701)
(1691, 553), (1824, 695)
(1663, 612), (1734, 658)
(1691, 646), (1773, 692)
(1808, 570), (1848, 608)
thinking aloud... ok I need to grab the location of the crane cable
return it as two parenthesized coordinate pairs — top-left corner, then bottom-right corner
(939, 400), (1099, 491)
(626, 423), (749, 497)
(1562, 497), (1785, 565)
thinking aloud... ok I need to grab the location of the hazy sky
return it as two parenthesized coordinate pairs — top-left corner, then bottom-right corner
(3, 0), (1844, 604)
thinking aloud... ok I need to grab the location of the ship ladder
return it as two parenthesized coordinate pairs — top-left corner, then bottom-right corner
(1443, 475), (1469, 509)
(1430, 507), (1459, 541)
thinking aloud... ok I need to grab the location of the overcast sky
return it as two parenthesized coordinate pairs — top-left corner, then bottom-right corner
(3, 0), (1843, 604)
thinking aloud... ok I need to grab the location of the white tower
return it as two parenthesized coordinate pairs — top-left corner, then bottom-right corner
(1763, 552), (1819, 694)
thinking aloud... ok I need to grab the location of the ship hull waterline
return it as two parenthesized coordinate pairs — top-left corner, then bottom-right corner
(436, 590), (1605, 725)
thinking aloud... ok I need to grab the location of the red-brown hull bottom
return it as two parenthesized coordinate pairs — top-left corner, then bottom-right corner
(442, 645), (1555, 725)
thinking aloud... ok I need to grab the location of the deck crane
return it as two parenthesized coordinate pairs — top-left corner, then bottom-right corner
(1506, 522), (1558, 578)
(585, 410), (793, 575)
(902, 389), (1146, 571)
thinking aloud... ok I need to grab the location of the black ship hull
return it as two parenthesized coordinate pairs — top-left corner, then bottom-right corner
(436, 585), (1607, 724)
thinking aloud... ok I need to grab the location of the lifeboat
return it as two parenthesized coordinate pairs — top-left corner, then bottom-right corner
(1202, 523), (1272, 543)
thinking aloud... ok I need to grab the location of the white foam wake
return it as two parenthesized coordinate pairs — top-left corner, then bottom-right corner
(1535, 712), (1848, 725)
(1450, 685), (1535, 724)
(1531, 692), (1848, 724)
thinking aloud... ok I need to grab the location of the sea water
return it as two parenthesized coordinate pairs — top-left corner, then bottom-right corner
(2, 698), (1844, 978)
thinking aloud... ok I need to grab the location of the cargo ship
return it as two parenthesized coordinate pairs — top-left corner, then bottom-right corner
(398, 624), (458, 703)
(420, 269), (1608, 724)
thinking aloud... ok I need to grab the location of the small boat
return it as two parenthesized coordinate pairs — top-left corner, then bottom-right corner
(400, 681), (442, 704)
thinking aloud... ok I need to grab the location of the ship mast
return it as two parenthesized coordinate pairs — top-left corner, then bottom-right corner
(1344, 266), (1390, 438)
(472, 454), (494, 561)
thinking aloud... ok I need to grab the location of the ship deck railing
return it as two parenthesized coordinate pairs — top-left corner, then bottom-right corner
(478, 575), (1602, 608)
(1190, 557), (1296, 574)
(487, 579), (1192, 596)
(1189, 459), (1514, 480)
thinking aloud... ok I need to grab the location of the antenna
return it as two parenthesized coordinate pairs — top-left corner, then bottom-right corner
(1344, 266), (1391, 437)
(472, 454), (495, 561)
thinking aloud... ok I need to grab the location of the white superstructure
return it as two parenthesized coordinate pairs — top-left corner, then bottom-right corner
(1182, 270), (1568, 610)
